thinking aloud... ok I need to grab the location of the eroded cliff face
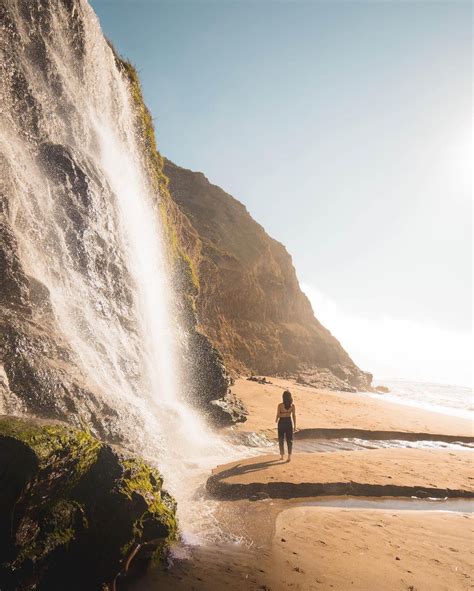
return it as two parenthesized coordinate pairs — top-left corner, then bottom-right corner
(164, 160), (372, 392)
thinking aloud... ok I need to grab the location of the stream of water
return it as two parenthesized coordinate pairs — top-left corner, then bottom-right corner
(299, 496), (474, 513)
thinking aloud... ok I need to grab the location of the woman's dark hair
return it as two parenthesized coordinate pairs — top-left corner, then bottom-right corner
(282, 390), (293, 410)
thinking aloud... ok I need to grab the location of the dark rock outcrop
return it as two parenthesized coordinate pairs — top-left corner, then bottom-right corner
(164, 160), (372, 391)
(0, 217), (125, 439)
(0, 308), (127, 440)
(0, 416), (177, 591)
(209, 392), (248, 426)
(207, 478), (473, 502)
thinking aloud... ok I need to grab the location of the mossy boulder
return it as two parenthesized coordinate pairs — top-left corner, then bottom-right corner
(0, 416), (177, 590)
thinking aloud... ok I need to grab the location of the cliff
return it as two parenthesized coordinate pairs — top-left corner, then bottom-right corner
(164, 160), (372, 391)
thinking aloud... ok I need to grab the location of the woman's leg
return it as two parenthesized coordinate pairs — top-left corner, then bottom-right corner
(286, 424), (293, 459)
(277, 423), (285, 459)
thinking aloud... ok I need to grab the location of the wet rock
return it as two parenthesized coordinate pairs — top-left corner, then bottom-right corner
(209, 392), (248, 426)
(183, 329), (231, 410)
(247, 376), (272, 385)
(0, 306), (133, 442)
(375, 385), (390, 393)
(0, 416), (177, 591)
(0, 220), (30, 309)
(329, 363), (372, 391)
(415, 490), (429, 498)
(249, 491), (271, 502)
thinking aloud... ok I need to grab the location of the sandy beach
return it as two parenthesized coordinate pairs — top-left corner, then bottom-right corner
(231, 377), (473, 437)
(271, 507), (473, 591)
(125, 378), (473, 591)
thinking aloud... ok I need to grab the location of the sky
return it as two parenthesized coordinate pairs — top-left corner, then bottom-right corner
(90, 0), (472, 387)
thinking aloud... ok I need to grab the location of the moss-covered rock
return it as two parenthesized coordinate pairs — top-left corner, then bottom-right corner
(0, 416), (177, 591)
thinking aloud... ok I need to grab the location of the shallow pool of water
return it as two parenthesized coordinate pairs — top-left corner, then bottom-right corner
(299, 496), (474, 513)
(226, 431), (474, 455)
(294, 437), (474, 453)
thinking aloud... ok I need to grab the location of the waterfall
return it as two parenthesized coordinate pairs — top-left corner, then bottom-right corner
(0, 0), (233, 533)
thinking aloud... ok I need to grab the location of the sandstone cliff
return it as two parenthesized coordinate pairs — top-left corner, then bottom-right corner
(164, 160), (372, 391)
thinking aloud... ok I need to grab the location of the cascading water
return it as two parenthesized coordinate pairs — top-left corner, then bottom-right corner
(0, 0), (239, 535)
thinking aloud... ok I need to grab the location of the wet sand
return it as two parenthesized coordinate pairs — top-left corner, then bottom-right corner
(272, 507), (473, 590)
(208, 449), (474, 500)
(125, 498), (474, 591)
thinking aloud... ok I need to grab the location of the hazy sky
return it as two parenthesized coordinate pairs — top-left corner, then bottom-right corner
(91, 0), (472, 386)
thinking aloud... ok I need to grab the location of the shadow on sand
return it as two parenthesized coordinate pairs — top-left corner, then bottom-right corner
(213, 458), (286, 480)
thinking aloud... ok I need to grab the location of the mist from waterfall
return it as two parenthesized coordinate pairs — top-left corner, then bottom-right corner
(0, 0), (236, 533)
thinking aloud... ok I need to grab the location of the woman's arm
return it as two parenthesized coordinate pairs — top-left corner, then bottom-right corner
(292, 405), (296, 430)
(275, 404), (280, 423)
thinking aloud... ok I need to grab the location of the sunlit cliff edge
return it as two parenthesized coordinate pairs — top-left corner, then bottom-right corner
(164, 159), (372, 392)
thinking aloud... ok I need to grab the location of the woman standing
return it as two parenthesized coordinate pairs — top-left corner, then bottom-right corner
(275, 390), (296, 462)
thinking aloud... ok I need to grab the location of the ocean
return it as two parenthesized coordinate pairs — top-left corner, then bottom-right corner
(370, 378), (473, 420)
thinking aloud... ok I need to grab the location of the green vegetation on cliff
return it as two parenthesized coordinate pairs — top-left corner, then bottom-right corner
(115, 56), (199, 292)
